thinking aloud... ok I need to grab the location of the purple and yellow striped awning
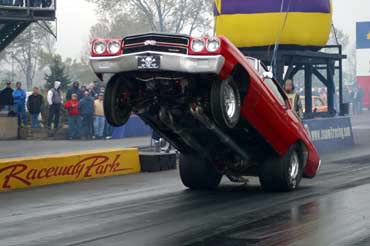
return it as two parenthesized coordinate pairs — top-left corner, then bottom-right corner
(214, 0), (332, 50)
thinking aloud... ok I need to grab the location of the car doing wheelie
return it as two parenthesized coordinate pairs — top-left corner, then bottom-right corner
(89, 33), (321, 192)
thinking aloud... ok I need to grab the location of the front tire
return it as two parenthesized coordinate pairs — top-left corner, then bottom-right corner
(104, 75), (133, 127)
(210, 77), (241, 129)
(258, 145), (303, 192)
(179, 154), (222, 190)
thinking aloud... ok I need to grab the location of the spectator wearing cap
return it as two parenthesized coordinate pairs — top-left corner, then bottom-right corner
(47, 81), (63, 129)
(78, 91), (95, 140)
(12, 82), (27, 127)
(64, 93), (81, 140)
(0, 81), (14, 113)
(94, 93), (105, 139)
(66, 81), (83, 101)
(27, 87), (44, 128)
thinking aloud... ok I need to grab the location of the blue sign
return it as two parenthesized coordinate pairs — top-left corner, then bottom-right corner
(112, 115), (152, 139)
(303, 117), (354, 153)
(356, 22), (370, 49)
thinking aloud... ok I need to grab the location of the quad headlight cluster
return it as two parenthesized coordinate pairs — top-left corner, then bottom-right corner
(92, 39), (123, 55)
(191, 37), (221, 53)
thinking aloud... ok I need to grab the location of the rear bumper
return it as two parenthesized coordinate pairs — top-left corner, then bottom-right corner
(89, 51), (225, 74)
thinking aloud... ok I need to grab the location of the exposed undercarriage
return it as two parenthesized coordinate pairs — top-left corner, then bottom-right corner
(106, 71), (276, 178)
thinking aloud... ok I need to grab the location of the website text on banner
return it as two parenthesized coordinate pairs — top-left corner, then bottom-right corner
(0, 148), (141, 191)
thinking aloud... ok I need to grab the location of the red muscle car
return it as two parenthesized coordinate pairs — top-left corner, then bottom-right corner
(89, 33), (321, 192)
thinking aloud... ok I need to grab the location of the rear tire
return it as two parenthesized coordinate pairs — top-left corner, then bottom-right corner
(210, 77), (241, 129)
(179, 154), (222, 190)
(258, 145), (303, 192)
(104, 75), (133, 127)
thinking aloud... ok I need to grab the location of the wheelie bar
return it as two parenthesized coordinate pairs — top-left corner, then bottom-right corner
(190, 106), (249, 161)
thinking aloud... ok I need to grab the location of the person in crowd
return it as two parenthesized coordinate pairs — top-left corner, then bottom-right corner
(319, 88), (327, 106)
(355, 86), (364, 114)
(284, 79), (304, 119)
(80, 85), (87, 95)
(47, 81), (63, 129)
(12, 82), (27, 127)
(88, 82), (99, 99)
(27, 87), (43, 128)
(94, 93), (105, 139)
(41, 0), (51, 8)
(78, 91), (94, 140)
(31, 0), (42, 7)
(104, 121), (113, 140)
(0, 0), (13, 6)
(64, 93), (81, 140)
(66, 81), (82, 101)
(311, 87), (320, 97)
(0, 81), (14, 113)
(14, 0), (24, 7)
(97, 80), (105, 92)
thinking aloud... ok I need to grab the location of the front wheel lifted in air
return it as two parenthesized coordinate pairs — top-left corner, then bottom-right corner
(210, 77), (241, 129)
(104, 75), (133, 127)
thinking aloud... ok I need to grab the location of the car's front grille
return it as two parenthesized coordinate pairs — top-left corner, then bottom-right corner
(123, 33), (189, 55)
(124, 45), (188, 55)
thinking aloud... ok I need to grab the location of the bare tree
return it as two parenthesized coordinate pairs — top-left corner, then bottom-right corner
(86, 0), (213, 35)
(1, 23), (56, 89)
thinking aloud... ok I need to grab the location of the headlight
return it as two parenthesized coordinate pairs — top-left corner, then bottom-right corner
(191, 39), (205, 52)
(108, 40), (121, 54)
(207, 38), (220, 52)
(94, 41), (106, 55)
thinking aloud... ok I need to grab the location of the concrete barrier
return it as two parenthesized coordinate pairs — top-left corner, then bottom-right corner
(0, 115), (17, 140)
(0, 148), (141, 191)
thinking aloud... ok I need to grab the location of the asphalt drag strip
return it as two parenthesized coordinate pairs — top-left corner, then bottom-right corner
(1, 146), (370, 246)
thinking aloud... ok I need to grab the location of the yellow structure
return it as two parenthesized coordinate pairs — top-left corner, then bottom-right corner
(214, 0), (332, 49)
(0, 148), (141, 191)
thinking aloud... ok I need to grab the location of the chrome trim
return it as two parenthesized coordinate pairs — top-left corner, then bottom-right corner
(124, 33), (189, 46)
(89, 51), (225, 74)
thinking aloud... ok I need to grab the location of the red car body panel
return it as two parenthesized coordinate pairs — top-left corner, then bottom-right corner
(216, 36), (320, 177)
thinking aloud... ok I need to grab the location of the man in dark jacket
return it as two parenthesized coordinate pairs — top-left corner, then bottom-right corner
(78, 91), (94, 139)
(66, 81), (83, 101)
(0, 82), (14, 112)
(27, 87), (43, 128)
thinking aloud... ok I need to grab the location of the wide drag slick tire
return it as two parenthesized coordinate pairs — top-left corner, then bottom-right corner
(104, 75), (133, 127)
(210, 77), (241, 129)
(179, 154), (222, 190)
(258, 145), (303, 192)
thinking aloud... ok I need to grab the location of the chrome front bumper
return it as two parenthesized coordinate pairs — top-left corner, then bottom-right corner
(89, 51), (225, 74)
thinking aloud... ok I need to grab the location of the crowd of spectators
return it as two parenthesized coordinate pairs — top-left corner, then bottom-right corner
(0, 80), (113, 140)
(0, 0), (52, 8)
(295, 83), (365, 114)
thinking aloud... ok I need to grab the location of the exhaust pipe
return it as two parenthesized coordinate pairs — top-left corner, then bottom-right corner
(190, 106), (249, 161)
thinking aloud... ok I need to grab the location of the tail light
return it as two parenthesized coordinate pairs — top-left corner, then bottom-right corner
(91, 39), (124, 57)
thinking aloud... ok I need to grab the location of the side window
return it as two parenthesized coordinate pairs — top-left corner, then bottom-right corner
(264, 78), (286, 106)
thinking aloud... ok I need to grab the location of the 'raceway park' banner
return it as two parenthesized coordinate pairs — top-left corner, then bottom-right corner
(0, 148), (141, 191)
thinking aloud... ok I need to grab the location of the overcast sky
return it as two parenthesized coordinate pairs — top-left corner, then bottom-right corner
(56, 0), (369, 59)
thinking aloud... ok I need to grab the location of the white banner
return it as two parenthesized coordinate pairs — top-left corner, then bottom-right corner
(356, 49), (370, 76)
